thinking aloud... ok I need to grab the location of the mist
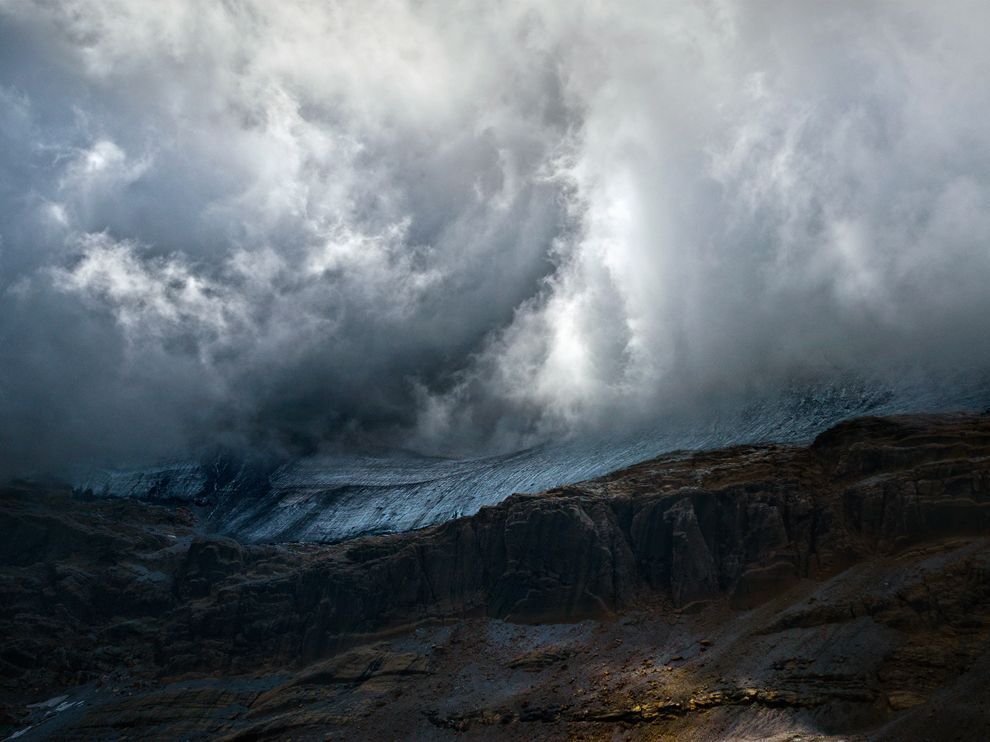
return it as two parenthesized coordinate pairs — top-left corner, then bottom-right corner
(2, 0), (990, 474)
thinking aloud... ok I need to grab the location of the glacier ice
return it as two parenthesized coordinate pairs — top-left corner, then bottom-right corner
(70, 376), (990, 543)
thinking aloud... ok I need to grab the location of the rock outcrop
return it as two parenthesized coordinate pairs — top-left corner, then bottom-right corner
(2, 412), (990, 739)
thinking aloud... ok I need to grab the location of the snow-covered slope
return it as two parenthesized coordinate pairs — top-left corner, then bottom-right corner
(71, 376), (990, 543)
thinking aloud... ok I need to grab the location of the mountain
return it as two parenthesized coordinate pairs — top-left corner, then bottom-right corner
(3, 412), (990, 739)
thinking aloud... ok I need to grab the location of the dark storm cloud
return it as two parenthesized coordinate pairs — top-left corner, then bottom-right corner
(1, 1), (990, 473)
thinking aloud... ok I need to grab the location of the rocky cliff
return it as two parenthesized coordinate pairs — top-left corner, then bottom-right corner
(3, 413), (990, 739)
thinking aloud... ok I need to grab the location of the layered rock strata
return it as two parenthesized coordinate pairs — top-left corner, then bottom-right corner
(2, 413), (990, 739)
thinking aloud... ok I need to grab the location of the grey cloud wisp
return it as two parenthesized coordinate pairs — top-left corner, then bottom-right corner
(2, 1), (990, 475)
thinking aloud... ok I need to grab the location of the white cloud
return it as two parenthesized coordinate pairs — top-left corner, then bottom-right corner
(1, 0), (990, 469)
(53, 233), (241, 343)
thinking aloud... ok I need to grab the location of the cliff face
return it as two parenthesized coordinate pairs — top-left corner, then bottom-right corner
(3, 413), (990, 739)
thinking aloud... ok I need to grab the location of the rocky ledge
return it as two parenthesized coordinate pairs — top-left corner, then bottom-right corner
(2, 412), (990, 739)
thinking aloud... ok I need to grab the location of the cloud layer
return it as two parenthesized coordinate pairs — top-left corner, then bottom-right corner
(2, 1), (990, 472)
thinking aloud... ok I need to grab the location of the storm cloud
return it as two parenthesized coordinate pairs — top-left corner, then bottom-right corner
(2, 1), (990, 473)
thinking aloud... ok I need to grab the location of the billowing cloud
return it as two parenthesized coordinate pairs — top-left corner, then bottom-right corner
(1, 1), (989, 473)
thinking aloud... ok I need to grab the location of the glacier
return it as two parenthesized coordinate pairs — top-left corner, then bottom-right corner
(70, 375), (990, 543)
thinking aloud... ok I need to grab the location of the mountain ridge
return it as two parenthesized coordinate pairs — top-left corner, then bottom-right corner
(3, 412), (990, 738)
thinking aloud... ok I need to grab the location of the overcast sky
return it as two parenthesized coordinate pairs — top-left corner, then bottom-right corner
(2, 1), (990, 473)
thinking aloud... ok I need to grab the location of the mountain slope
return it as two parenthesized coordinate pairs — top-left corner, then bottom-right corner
(3, 412), (990, 739)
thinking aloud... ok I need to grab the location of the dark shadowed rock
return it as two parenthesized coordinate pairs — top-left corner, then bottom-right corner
(2, 412), (990, 739)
